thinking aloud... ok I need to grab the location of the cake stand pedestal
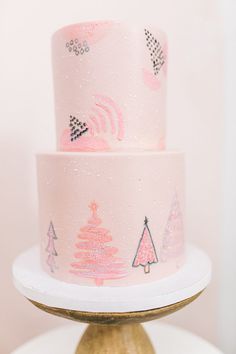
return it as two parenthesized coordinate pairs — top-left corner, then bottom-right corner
(12, 243), (211, 354)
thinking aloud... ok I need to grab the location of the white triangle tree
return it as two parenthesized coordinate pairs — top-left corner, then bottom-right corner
(161, 192), (184, 262)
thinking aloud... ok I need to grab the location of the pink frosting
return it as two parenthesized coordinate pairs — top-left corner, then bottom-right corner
(142, 68), (162, 91)
(36, 23), (184, 289)
(61, 129), (110, 152)
(52, 21), (167, 151)
(37, 151), (185, 287)
(57, 21), (114, 45)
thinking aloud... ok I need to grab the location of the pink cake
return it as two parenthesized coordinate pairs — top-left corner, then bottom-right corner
(37, 21), (185, 287)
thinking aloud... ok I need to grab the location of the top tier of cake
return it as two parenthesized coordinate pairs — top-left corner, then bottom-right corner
(52, 21), (168, 152)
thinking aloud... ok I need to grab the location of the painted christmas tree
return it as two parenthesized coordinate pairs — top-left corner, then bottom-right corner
(45, 221), (58, 273)
(161, 192), (184, 262)
(70, 202), (127, 286)
(132, 217), (158, 274)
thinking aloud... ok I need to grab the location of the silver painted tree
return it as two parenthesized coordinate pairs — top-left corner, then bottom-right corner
(45, 221), (58, 272)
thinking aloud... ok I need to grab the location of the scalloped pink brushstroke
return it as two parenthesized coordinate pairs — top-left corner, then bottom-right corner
(94, 94), (124, 140)
(95, 102), (116, 135)
(142, 68), (161, 91)
(60, 129), (110, 152)
(91, 107), (107, 133)
(65, 21), (113, 45)
(86, 121), (94, 136)
(80, 225), (109, 234)
(78, 229), (112, 243)
(89, 115), (100, 133)
(75, 248), (117, 259)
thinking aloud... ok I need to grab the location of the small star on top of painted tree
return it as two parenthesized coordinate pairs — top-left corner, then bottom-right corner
(45, 221), (58, 273)
(132, 217), (158, 274)
(88, 201), (101, 224)
(70, 201), (127, 286)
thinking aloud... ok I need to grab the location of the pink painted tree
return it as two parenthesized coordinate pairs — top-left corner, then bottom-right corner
(132, 217), (158, 274)
(45, 221), (58, 273)
(161, 192), (184, 262)
(70, 202), (127, 286)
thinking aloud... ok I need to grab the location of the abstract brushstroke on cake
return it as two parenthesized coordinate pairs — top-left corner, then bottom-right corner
(65, 21), (113, 46)
(45, 221), (58, 273)
(142, 68), (161, 91)
(60, 95), (124, 151)
(70, 201), (127, 286)
(132, 217), (158, 274)
(93, 94), (124, 141)
(61, 130), (110, 152)
(161, 192), (184, 262)
(66, 39), (90, 56)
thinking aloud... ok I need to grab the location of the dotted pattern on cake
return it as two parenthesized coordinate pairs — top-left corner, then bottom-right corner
(69, 115), (88, 141)
(144, 29), (165, 76)
(66, 39), (90, 56)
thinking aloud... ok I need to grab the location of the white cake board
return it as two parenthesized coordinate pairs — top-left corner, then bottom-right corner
(12, 243), (211, 313)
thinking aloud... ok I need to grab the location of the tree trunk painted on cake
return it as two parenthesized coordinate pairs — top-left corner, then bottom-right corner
(45, 221), (58, 273)
(70, 201), (127, 286)
(132, 217), (158, 274)
(161, 192), (184, 262)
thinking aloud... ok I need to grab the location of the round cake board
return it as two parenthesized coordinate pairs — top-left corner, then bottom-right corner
(12, 243), (211, 313)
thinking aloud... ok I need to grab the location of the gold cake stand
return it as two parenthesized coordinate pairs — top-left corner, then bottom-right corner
(13, 246), (211, 353)
(28, 290), (203, 354)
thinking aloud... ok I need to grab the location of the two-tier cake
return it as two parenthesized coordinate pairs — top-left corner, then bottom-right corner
(37, 21), (185, 287)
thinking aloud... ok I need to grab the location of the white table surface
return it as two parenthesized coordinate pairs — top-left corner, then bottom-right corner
(12, 322), (223, 354)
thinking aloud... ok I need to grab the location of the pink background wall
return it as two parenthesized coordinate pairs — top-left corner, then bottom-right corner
(0, 1), (223, 353)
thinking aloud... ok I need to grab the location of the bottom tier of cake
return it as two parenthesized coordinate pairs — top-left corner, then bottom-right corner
(37, 151), (185, 287)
